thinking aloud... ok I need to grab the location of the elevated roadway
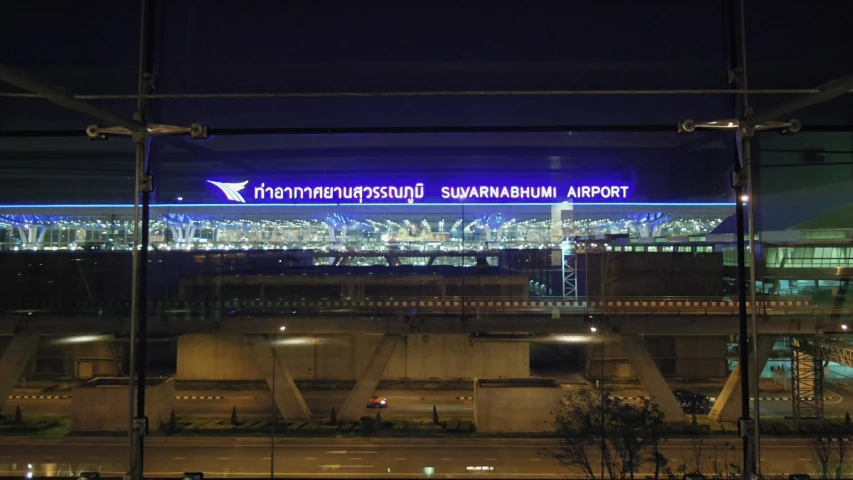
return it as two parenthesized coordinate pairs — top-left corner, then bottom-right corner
(0, 297), (849, 335)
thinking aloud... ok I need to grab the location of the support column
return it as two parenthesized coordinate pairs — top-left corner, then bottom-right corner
(247, 335), (311, 422)
(708, 335), (777, 423)
(0, 332), (41, 413)
(621, 334), (685, 422)
(338, 335), (400, 422)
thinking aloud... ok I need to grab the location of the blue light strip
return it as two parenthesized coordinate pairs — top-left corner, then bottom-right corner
(0, 202), (736, 209)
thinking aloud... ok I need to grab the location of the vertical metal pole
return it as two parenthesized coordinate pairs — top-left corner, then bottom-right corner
(129, 1), (154, 479)
(734, 0), (762, 472)
(599, 335), (605, 479)
(726, 0), (753, 477)
(271, 333), (276, 478)
(745, 138), (762, 472)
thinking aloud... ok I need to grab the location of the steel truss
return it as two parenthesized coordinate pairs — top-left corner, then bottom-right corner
(561, 240), (578, 300)
(789, 337), (825, 423)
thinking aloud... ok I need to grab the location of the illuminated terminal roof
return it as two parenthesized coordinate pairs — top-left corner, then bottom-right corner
(0, 202), (729, 252)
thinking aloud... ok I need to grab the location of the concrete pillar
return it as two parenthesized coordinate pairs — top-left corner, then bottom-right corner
(0, 332), (41, 412)
(620, 334), (685, 422)
(708, 335), (777, 423)
(550, 203), (572, 243)
(338, 335), (400, 422)
(247, 335), (311, 422)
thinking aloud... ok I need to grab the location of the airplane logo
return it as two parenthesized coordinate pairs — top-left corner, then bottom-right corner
(207, 180), (249, 203)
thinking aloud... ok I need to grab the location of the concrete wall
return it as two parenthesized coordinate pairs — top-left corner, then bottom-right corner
(71, 378), (174, 432)
(17, 337), (121, 378)
(587, 335), (727, 379)
(474, 379), (562, 433)
(177, 334), (529, 381)
(674, 336), (727, 377)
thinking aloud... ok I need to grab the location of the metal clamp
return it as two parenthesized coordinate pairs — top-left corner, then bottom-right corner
(132, 416), (149, 436)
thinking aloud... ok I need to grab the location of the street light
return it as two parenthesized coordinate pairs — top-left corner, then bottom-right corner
(271, 325), (285, 478)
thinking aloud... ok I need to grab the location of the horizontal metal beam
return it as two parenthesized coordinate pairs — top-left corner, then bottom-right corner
(0, 63), (144, 133)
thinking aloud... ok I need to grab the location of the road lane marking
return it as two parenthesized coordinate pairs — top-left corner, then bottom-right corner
(305, 457), (317, 460)
(173, 457), (185, 460)
(87, 457), (99, 459)
(351, 458), (362, 460)
(217, 457), (230, 460)
(319, 465), (374, 469)
(530, 458), (542, 461)
(485, 458), (496, 460)
(440, 458), (451, 461)
(326, 450), (377, 454)
(394, 458), (407, 460)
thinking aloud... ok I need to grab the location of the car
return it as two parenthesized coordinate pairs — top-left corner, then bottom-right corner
(367, 395), (388, 408)
(673, 389), (711, 414)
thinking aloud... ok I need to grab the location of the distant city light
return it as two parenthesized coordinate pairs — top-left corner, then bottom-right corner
(843, 324), (848, 331)
(740, 194), (749, 203)
(279, 326), (286, 331)
(590, 327), (597, 333)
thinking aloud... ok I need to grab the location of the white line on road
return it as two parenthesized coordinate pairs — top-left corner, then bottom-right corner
(217, 457), (230, 460)
(319, 465), (374, 469)
(394, 458), (407, 461)
(440, 458), (451, 461)
(173, 457), (185, 460)
(87, 457), (99, 459)
(305, 457), (317, 460)
(351, 458), (362, 460)
(485, 458), (496, 460)
(530, 459), (542, 461)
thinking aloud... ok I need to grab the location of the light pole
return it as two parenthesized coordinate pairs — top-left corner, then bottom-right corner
(271, 325), (285, 478)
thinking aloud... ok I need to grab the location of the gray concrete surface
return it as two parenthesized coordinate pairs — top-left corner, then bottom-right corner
(0, 437), (834, 477)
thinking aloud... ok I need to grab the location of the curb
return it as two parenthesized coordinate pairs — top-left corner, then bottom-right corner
(8, 395), (224, 401)
(8, 395), (70, 400)
(615, 395), (837, 402)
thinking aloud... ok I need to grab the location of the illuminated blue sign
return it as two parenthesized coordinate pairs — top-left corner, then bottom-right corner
(206, 179), (631, 205)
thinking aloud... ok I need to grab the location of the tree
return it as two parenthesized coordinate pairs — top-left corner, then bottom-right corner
(330, 408), (337, 425)
(14, 406), (22, 424)
(551, 387), (669, 480)
(811, 436), (834, 480)
(230, 405), (239, 425)
(432, 405), (440, 425)
(168, 410), (177, 433)
(810, 434), (851, 480)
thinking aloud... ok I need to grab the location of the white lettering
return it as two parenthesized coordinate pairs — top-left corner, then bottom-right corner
(621, 186), (629, 197)
(441, 186), (451, 199)
(510, 186), (520, 198)
(254, 183), (267, 199)
(566, 186), (577, 198)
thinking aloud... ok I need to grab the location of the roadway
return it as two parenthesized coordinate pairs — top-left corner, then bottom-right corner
(2, 390), (474, 421)
(6, 386), (853, 422)
(0, 437), (830, 477)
